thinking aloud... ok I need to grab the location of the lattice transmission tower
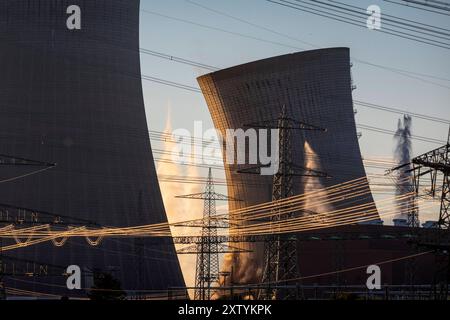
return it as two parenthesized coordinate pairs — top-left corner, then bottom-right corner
(388, 126), (450, 298)
(176, 168), (241, 300)
(239, 105), (328, 300)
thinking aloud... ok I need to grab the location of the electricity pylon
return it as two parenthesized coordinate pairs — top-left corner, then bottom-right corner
(238, 105), (328, 300)
(176, 168), (241, 300)
(388, 126), (450, 299)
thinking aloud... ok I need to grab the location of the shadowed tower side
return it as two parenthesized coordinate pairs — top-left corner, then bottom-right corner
(0, 0), (184, 296)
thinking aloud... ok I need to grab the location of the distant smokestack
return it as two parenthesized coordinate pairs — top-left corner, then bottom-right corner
(394, 115), (413, 219)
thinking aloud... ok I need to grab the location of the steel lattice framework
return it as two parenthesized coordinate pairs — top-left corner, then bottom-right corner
(197, 171), (219, 301)
(411, 129), (450, 298)
(239, 105), (328, 300)
(412, 131), (450, 229)
(386, 162), (420, 228)
(176, 168), (239, 300)
(388, 128), (450, 298)
(387, 128), (450, 230)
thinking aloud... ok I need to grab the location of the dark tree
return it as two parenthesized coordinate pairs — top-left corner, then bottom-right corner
(88, 271), (126, 300)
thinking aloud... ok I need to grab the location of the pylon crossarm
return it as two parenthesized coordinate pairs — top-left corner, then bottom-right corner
(0, 203), (97, 226)
(385, 161), (413, 175)
(289, 163), (330, 178)
(284, 117), (326, 131)
(413, 161), (450, 173)
(171, 218), (231, 228)
(237, 163), (330, 177)
(412, 144), (450, 174)
(175, 192), (210, 200)
(0, 154), (56, 167)
(177, 243), (252, 254)
(244, 118), (325, 132)
(176, 192), (239, 201)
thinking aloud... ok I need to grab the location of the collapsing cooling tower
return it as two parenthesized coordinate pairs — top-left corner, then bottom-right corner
(197, 48), (379, 284)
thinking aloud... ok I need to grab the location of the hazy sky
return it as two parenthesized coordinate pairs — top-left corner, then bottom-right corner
(138, 0), (450, 224)
(134, 0), (450, 291)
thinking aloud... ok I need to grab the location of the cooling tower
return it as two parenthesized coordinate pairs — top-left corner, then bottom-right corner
(0, 0), (184, 296)
(197, 48), (379, 284)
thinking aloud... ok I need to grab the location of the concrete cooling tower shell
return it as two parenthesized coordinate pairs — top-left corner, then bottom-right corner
(0, 0), (184, 296)
(197, 48), (379, 284)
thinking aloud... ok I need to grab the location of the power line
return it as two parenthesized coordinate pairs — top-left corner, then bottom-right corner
(154, 3), (450, 88)
(140, 75), (450, 144)
(146, 71), (450, 129)
(140, 48), (218, 71)
(401, 0), (450, 12)
(141, 9), (300, 51)
(330, 0), (450, 31)
(357, 123), (447, 144)
(277, 0), (450, 45)
(3, 17), (448, 125)
(1, 194), (435, 245)
(185, 0), (450, 89)
(354, 100), (450, 125)
(0, 166), (55, 184)
(266, 0), (450, 49)
(324, 0), (450, 34)
(2, 29), (447, 148)
(384, 0), (450, 15)
(314, 2), (450, 41)
(260, 250), (433, 285)
(351, 60), (450, 90)
(184, 0), (317, 48)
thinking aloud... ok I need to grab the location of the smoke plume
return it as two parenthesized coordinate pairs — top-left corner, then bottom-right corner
(393, 115), (413, 219)
(302, 142), (332, 222)
(156, 103), (203, 297)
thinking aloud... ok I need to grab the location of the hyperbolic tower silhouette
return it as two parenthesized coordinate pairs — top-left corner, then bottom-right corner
(0, 0), (184, 296)
(198, 48), (379, 285)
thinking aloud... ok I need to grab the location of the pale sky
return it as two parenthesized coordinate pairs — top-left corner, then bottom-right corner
(139, 0), (450, 225)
